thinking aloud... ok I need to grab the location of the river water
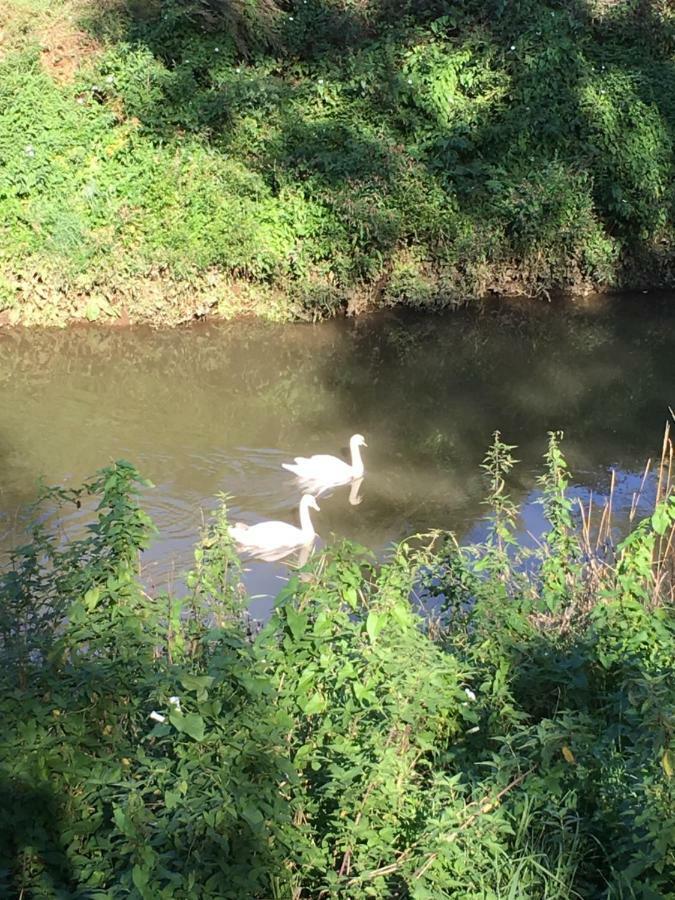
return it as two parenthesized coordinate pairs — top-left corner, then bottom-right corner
(1, 295), (674, 617)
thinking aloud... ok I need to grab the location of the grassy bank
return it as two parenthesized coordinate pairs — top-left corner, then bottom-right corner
(1, 0), (675, 324)
(0, 432), (673, 896)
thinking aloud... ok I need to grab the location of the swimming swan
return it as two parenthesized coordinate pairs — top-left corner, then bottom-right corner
(282, 434), (367, 490)
(230, 494), (320, 558)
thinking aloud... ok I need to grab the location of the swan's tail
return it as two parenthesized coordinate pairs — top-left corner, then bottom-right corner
(283, 456), (312, 476)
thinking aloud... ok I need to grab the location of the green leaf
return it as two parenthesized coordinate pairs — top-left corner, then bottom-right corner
(391, 602), (411, 628)
(180, 674), (214, 692)
(113, 806), (132, 837)
(353, 681), (375, 705)
(164, 789), (181, 810)
(366, 610), (383, 643)
(68, 600), (87, 624)
(84, 298), (100, 322)
(286, 605), (308, 640)
(241, 803), (264, 828)
(651, 505), (671, 536)
(294, 743), (313, 766)
(169, 710), (205, 742)
(132, 864), (150, 894)
(301, 693), (326, 715)
(313, 612), (333, 636)
(344, 586), (358, 609)
(83, 586), (101, 610)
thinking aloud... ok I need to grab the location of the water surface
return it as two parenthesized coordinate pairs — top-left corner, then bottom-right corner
(1, 295), (673, 616)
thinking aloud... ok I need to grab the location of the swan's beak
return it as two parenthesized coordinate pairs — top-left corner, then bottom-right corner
(362, 441), (368, 448)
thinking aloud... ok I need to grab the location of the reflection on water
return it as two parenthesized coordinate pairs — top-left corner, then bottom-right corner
(1, 294), (674, 616)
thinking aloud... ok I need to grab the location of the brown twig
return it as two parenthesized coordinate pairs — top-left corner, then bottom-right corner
(656, 420), (671, 505)
(605, 468), (616, 547)
(629, 459), (652, 523)
(653, 423), (674, 606)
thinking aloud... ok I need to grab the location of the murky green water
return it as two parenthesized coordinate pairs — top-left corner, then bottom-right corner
(1, 295), (674, 616)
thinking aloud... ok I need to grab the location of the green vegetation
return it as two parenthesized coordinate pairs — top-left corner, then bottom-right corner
(1, 0), (675, 323)
(1, 432), (673, 897)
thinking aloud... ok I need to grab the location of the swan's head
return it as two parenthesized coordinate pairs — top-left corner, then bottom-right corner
(350, 433), (368, 449)
(301, 494), (320, 512)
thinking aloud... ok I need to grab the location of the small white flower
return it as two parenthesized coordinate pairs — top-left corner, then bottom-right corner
(77, 97), (84, 104)
(464, 688), (477, 702)
(289, 16), (293, 20)
(407, 78), (413, 84)
(236, 67), (241, 73)
(466, 726), (480, 735)
(105, 75), (114, 84)
(149, 711), (166, 724)
(318, 78), (324, 84)
(168, 696), (181, 710)
(510, 44), (516, 51)
(214, 47), (219, 52)
(25, 144), (35, 157)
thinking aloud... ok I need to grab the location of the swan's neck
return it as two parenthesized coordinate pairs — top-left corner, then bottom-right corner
(299, 501), (316, 540)
(350, 443), (365, 478)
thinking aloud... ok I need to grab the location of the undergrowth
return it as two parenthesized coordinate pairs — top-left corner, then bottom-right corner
(0, 429), (673, 897)
(2, 0), (675, 323)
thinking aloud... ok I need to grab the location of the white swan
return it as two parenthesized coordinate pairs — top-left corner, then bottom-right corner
(230, 494), (320, 560)
(282, 434), (367, 492)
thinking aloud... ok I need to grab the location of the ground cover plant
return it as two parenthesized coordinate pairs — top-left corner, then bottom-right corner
(0, 429), (673, 897)
(2, 0), (675, 323)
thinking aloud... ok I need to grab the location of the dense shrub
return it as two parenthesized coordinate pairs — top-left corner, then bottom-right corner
(0, 433), (673, 897)
(1, 0), (675, 321)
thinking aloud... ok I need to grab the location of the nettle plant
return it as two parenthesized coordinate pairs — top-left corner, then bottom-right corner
(0, 431), (673, 898)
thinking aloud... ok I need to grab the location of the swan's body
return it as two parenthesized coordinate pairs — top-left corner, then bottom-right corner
(282, 434), (367, 492)
(230, 494), (320, 560)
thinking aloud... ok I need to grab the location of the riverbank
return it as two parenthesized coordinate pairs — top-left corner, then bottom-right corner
(2, 0), (675, 326)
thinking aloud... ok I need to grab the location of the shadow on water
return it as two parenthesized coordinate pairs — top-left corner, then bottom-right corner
(1, 294), (674, 608)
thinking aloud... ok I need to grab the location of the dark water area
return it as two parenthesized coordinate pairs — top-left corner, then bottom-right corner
(1, 294), (674, 618)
